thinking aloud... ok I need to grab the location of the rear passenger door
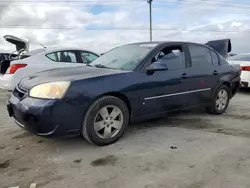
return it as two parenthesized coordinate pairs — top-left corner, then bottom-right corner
(185, 44), (217, 106)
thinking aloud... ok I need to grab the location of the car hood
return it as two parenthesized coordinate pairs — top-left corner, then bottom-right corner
(19, 66), (128, 90)
(4, 35), (29, 52)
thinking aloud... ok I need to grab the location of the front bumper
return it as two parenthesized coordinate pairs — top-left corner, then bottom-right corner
(7, 93), (88, 137)
(0, 74), (14, 91)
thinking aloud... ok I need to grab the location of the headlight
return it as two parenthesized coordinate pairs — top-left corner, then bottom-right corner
(29, 81), (71, 99)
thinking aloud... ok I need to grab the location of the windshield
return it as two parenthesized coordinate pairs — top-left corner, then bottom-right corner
(227, 54), (250, 61)
(90, 44), (155, 70)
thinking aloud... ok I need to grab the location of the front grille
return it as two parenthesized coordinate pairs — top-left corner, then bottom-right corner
(13, 85), (28, 99)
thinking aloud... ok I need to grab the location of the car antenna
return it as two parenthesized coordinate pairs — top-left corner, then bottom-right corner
(39, 42), (46, 49)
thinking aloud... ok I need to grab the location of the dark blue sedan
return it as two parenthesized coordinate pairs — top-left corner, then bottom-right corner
(7, 41), (241, 146)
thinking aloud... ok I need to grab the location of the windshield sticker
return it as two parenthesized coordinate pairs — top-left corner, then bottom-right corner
(140, 44), (158, 48)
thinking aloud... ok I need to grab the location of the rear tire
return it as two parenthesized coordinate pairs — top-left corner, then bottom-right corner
(206, 85), (230, 115)
(82, 96), (129, 146)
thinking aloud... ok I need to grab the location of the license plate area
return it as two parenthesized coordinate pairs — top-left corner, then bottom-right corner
(241, 81), (249, 87)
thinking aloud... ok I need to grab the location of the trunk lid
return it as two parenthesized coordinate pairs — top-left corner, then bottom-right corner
(1, 35), (29, 74)
(205, 39), (231, 58)
(3, 35), (29, 52)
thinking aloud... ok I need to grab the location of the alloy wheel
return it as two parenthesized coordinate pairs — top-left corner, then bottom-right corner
(216, 89), (228, 111)
(94, 105), (124, 139)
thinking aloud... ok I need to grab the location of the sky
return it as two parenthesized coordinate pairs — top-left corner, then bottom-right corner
(0, 0), (250, 53)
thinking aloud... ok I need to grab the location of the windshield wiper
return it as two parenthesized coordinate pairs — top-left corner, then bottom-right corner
(87, 64), (119, 70)
(93, 64), (112, 69)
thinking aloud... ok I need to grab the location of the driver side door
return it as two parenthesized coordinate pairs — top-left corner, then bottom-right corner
(138, 43), (190, 117)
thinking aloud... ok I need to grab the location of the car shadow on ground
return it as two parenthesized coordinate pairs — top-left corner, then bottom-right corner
(238, 88), (250, 94)
(43, 108), (210, 149)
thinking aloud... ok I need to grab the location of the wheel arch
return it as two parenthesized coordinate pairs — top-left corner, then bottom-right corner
(221, 81), (232, 98)
(99, 92), (132, 121)
(211, 81), (232, 102)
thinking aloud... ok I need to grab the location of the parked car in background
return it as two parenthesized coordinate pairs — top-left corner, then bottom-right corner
(0, 52), (11, 61)
(0, 35), (30, 71)
(228, 53), (237, 57)
(0, 35), (100, 91)
(0, 51), (12, 71)
(7, 40), (240, 146)
(228, 53), (250, 88)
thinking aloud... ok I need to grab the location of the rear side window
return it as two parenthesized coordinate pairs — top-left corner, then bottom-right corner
(46, 51), (77, 63)
(46, 53), (57, 61)
(188, 45), (212, 68)
(211, 50), (219, 66)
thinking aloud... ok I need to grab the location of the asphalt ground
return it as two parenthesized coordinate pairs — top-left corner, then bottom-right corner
(1, 89), (250, 188)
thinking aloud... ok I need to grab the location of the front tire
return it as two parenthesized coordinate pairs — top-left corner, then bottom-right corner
(82, 96), (129, 146)
(206, 85), (230, 114)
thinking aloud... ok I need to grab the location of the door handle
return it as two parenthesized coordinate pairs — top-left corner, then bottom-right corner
(181, 73), (188, 79)
(213, 70), (219, 75)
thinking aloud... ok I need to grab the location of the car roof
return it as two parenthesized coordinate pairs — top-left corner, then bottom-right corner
(127, 41), (166, 45)
(126, 41), (207, 46)
(43, 47), (100, 55)
(20, 47), (100, 57)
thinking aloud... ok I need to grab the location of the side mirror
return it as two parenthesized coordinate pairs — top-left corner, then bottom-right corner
(146, 61), (168, 73)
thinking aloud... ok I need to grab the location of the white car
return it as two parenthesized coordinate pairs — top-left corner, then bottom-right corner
(0, 35), (100, 91)
(227, 53), (250, 88)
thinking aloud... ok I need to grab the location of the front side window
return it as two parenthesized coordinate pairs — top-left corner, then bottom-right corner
(152, 46), (185, 70)
(90, 44), (154, 70)
(80, 52), (99, 64)
(189, 45), (212, 68)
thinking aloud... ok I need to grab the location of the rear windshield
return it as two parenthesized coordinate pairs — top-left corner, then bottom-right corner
(227, 54), (250, 61)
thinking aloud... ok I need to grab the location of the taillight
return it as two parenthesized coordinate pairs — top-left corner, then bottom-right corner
(241, 66), (250, 71)
(6, 64), (27, 74)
